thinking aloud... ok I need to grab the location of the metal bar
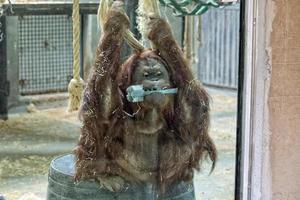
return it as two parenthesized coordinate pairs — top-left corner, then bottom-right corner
(235, 4), (243, 197)
(203, 83), (238, 91)
(220, 10), (225, 86)
(19, 88), (68, 96)
(216, 9), (221, 85)
(212, 10), (217, 84)
(6, 16), (20, 107)
(235, 0), (250, 199)
(120, 0), (139, 61)
(80, 14), (84, 78)
(2, 3), (99, 16)
(0, 15), (8, 120)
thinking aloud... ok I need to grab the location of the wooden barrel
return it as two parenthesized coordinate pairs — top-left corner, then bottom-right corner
(47, 154), (195, 200)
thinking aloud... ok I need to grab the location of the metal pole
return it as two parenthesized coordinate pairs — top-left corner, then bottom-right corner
(120, 0), (140, 62)
(0, 15), (9, 120)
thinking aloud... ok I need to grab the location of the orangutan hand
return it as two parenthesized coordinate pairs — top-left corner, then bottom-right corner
(147, 17), (173, 43)
(97, 175), (125, 192)
(104, 1), (129, 33)
(111, 0), (125, 12)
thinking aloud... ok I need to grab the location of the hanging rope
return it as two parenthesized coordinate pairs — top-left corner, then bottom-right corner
(138, 0), (161, 48)
(67, 0), (85, 112)
(98, 0), (161, 51)
(141, 0), (161, 16)
(98, 0), (144, 51)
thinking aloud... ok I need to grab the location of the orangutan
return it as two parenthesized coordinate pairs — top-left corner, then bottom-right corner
(74, 1), (216, 193)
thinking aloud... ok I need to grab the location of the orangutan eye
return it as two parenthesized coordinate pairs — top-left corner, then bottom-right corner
(156, 71), (162, 76)
(143, 72), (149, 77)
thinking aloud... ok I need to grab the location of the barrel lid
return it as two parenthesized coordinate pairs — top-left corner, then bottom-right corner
(49, 154), (107, 189)
(50, 154), (75, 176)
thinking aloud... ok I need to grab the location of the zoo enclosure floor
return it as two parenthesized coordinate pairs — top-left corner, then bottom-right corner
(0, 87), (237, 200)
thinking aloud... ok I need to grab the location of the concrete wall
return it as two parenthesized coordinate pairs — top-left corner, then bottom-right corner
(244, 0), (300, 199)
(268, 0), (300, 199)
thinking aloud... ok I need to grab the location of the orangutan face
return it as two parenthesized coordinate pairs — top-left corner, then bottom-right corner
(132, 58), (172, 107)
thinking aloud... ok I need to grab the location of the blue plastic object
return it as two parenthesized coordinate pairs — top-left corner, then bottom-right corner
(126, 85), (178, 102)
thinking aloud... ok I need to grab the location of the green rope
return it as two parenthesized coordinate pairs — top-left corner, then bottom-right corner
(159, 0), (227, 16)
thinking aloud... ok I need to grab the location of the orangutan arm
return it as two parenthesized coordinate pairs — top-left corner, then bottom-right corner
(149, 17), (216, 154)
(148, 18), (194, 85)
(75, 9), (129, 180)
(149, 19), (217, 189)
(95, 10), (129, 81)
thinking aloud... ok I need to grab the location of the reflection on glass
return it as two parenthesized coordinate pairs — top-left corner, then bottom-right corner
(0, 1), (239, 200)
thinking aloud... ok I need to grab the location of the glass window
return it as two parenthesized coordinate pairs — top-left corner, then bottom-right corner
(0, 1), (240, 199)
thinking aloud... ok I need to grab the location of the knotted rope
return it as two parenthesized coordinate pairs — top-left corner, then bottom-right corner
(67, 0), (84, 112)
(137, 0), (160, 48)
(97, 0), (161, 51)
(98, 0), (144, 51)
